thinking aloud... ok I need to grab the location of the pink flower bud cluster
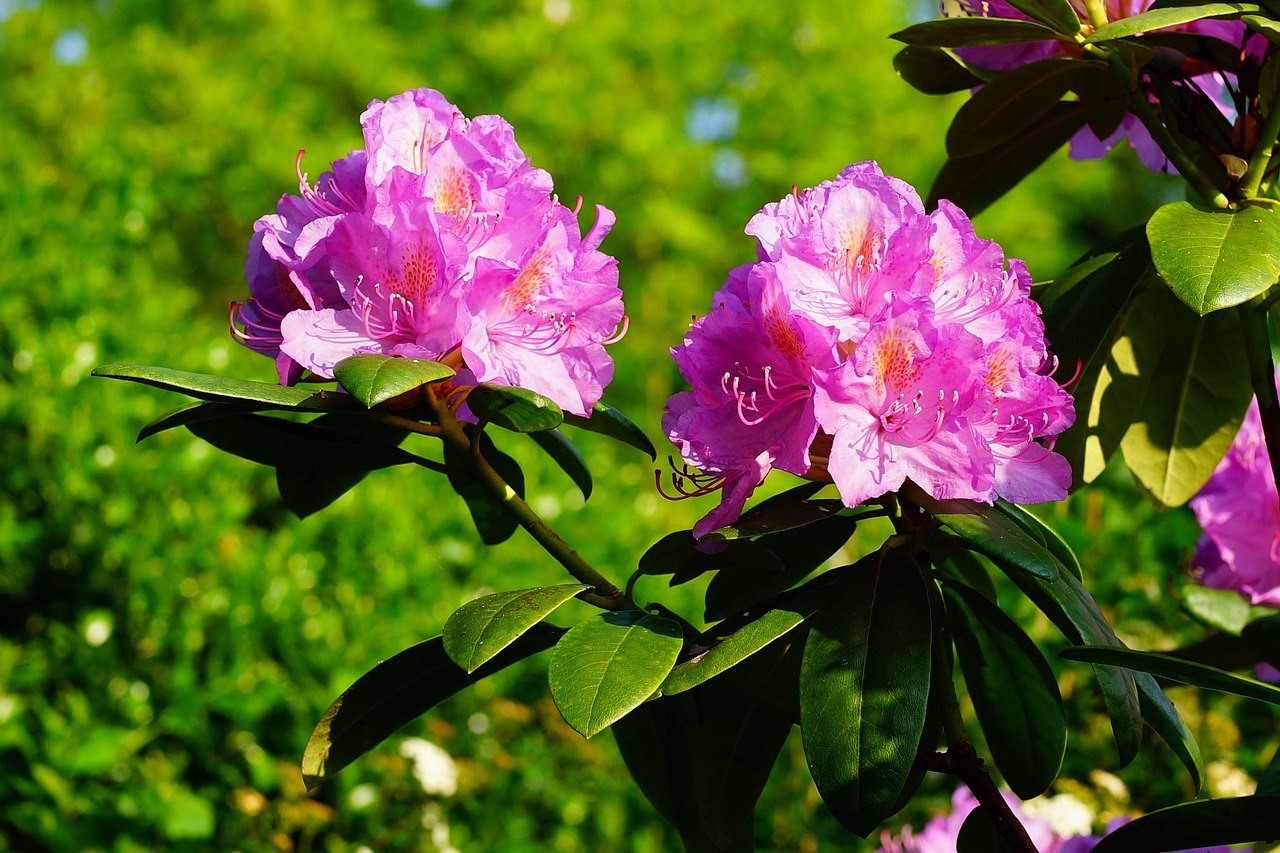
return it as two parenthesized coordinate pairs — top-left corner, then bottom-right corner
(232, 88), (623, 417)
(663, 162), (1075, 537)
(1191, 384), (1280, 607)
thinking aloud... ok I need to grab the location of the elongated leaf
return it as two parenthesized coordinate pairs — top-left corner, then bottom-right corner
(1090, 796), (1280, 853)
(444, 433), (524, 545)
(94, 363), (363, 411)
(993, 501), (1082, 580)
(302, 625), (562, 790)
(944, 582), (1065, 798)
(1148, 202), (1280, 315)
(703, 499), (847, 541)
(800, 551), (933, 837)
(611, 691), (702, 836)
(634, 531), (784, 592)
(529, 429), (592, 499)
(186, 413), (425, 472)
(931, 544), (999, 601)
(929, 101), (1086, 216)
(1061, 645), (1280, 705)
(1116, 285), (1253, 507)
(1242, 613), (1280, 665)
(893, 45), (984, 94)
(443, 584), (588, 674)
(1005, 0), (1082, 33)
(138, 400), (258, 442)
(548, 610), (684, 738)
(891, 16), (1064, 47)
(947, 59), (1102, 158)
(467, 383), (564, 433)
(562, 401), (656, 459)
(275, 413), (416, 518)
(1086, 3), (1261, 43)
(1135, 670), (1204, 793)
(1244, 12), (1280, 44)
(332, 354), (455, 409)
(1182, 585), (1259, 634)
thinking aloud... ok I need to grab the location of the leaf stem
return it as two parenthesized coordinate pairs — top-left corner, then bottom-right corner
(1080, 0), (1108, 31)
(1240, 302), (1280, 511)
(1240, 83), (1280, 200)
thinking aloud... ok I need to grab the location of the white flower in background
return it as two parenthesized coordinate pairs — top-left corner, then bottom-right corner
(399, 738), (458, 797)
(1022, 792), (1096, 839)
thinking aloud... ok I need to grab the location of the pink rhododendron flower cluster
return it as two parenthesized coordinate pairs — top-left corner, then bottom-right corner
(1190, 380), (1280, 607)
(945, 1), (1254, 174)
(663, 162), (1075, 537)
(232, 87), (623, 417)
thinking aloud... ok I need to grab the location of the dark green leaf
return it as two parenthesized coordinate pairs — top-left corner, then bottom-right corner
(1182, 585), (1259, 634)
(276, 413), (416, 518)
(548, 610), (684, 738)
(634, 531), (784, 591)
(956, 806), (1016, 853)
(443, 584), (589, 674)
(800, 551), (933, 837)
(562, 400), (656, 459)
(529, 429), (592, 499)
(1148, 201), (1280, 315)
(702, 499), (847, 541)
(932, 544), (999, 602)
(332, 353), (455, 409)
(929, 101), (1086, 215)
(444, 433), (524, 545)
(467, 383), (564, 433)
(993, 501), (1082, 581)
(1061, 645), (1280, 705)
(301, 626), (561, 790)
(1086, 3), (1262, 43)
(94, 363), (364, 412)
(1090, 796), (1280, 852)
(1242, 613), (1280, 666)
(1136, 670), (1204, 793)
(1115, 286), (1253, 507)
(1243, 13), (1280, 44)
(1005, 0), (1083, 33)
(944, 582), (1065, 798)
(947, 59), (1103, 158)
(611, 691), (702, 836)
(893, 45), (984, 94)
(186, 413), (424, 472)
(891, 16), (1064, 47)
(1256, 746), (1280, 796)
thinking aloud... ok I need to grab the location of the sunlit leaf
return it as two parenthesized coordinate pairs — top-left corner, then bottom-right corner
(1061, 645), (1280, 705)
(562, 400), (656, 459)
(94, 363), (363, 411)
(1182, 585), (1261, 634)
(993, 501), (1082, 580)
(1148, 202), (1280, 315)
(1085, 3), (1262, 43)
(1005, 0), (1082, 33)
(331, 353), (455, 408)
(467, 383), (564, 433)
(443, 583), (589, 673)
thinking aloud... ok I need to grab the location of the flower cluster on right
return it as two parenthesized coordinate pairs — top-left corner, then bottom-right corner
(663, 162), (1075, 536)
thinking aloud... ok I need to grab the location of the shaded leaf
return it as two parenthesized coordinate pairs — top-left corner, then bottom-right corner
(891, 16), (1064, 47)
(703, 499), (847, 541)
(956, 806), (1016, 853)
(548, 610), (684, 738)
(1086, 3), (1263, 43)
(94, 363), (363, 412)
(443, 584), (588, 674)
(1135, 670), (1204, 794)
(1182, 585), (1261, 634)
(993, 501), (1083, 581)
(276, 413), (416, 518)
(444, 433), (524, 545)
(931, 544), (999, 602)
(467, 383), (564, 433)
(302, 626), (562, 790)
(1061, 645), (1280, 705)
(1242, 613), (1280, 666)
(611, 691), (702, 836)
(1148, 201), (1280, 315)
(1090, 796), (1280, 853)
(562, 400), (656, 459)
(332, 353), (454, 409)
(186, 413), (424, 472)
(138, 400), (259, 442)
(1005, 0), (1083, 33)
(634, 531), (784, 591)
(529, 429), (592, 499)
(893, 45), (984, 94)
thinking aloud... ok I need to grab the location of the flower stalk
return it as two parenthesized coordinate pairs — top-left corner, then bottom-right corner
(1239, 83), (1280, 201)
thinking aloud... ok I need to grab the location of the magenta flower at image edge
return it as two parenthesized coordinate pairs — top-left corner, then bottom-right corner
(662, 161), (1076, 537)
(230, 87), (625, 418)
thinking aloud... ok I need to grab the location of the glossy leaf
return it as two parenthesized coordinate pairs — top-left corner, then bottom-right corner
(944, 582), (1066, 798)
(301, 626), (561, 790)
(956, 806), (1016, 853)
(931, 544), (999, 602)
(1243, 12), (1280, 44)
(562, 400), (656, 459)
(1090, 796), (1280, 853)
(702, 498), (846, 541)
(800, 551), (933, 837)
(94, 363), (364, 411)
(993, 501), (1082, 581)
(1086, 3), (1262, 43)
(1148, 201), (1280, 315)
(548, 610), (684, 738)
(893, 45), (983, 94)
(635, 531), (784, 591)
(332, 353), (455, 408)
(947, 59), (1102, 158)
(1005, 0), (1082, 33)
(276, 414), (416, 518)
(444, 433), (524, 545)
(443, 584), (589, 674)
(1116, 285), (1253, 507)
(1061, 645), (1280, 705)
(929, 101), (1086, 216)
(891, 16), (1064, 47)
(1135, 670), (1204, 794)
(138, 400), (258, 442)
(1182, 585), (1260, 634)
(467, 383), (564, 433)
(529, 429), (592, 499)
(186, 413), (424, 472)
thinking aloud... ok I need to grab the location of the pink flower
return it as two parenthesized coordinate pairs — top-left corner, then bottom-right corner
(663, 163), (1074, 535)
(1190, 382), (1280, 607)
(875, 787), (1062, 853)
(231, 88), (623, 417)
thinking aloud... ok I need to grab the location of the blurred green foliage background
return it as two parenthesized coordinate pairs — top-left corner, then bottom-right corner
(0, 0), (1267, 850)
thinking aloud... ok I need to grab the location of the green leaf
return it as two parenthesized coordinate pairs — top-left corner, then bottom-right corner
(1243, 13), (1280, 44)
(1148, 201), (1280, 315)
(562, 400), (656, 459)
(1116, 286), (1253, 507)
(186, 413), (425, 472)
(800, 551), (933, 837)
(138, 400), (258, 441)
(947, 59), (1103, 159)
(903, 485), (1063, 581)
(302, 626), (562, 790)
(332, 353), (455, 408)
(529, 429), (592, 499)
(548, 610), (684, 738)
(702, 498), (847, 541)
(944, 582), (1065, 798)
(1005, 0), (1083, 33)
(956, 806), (1016, 853)
(1061, 645), (1280, 705)
(467, 383), (564, 433)
(1182, 585), (1259, 634)
(893, 46), (983, 94)
(634, 531), (784, 591)
(993, 501), (1083, 581)
(443, 584), (588, 674)
(444, 433), (524, 545)
(1135, 670), (1204, 793)
(275, 413), (416, 518)
(93, 363), (364, 411)
(1086, 3), (1262, 43)
(611, 691), (702, 836)
(931, 544), (999, 602)
(928, 101), (1086, 216)
(891, 16), (1064, 47)
(1090, 796), (1280, 853)
(1242, 613), (1280, 665)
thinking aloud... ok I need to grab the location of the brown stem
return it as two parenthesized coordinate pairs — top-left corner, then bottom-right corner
(916, 746), (1041, 853)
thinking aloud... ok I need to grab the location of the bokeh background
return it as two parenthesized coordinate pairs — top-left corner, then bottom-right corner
(2, 1), (1270, 850)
